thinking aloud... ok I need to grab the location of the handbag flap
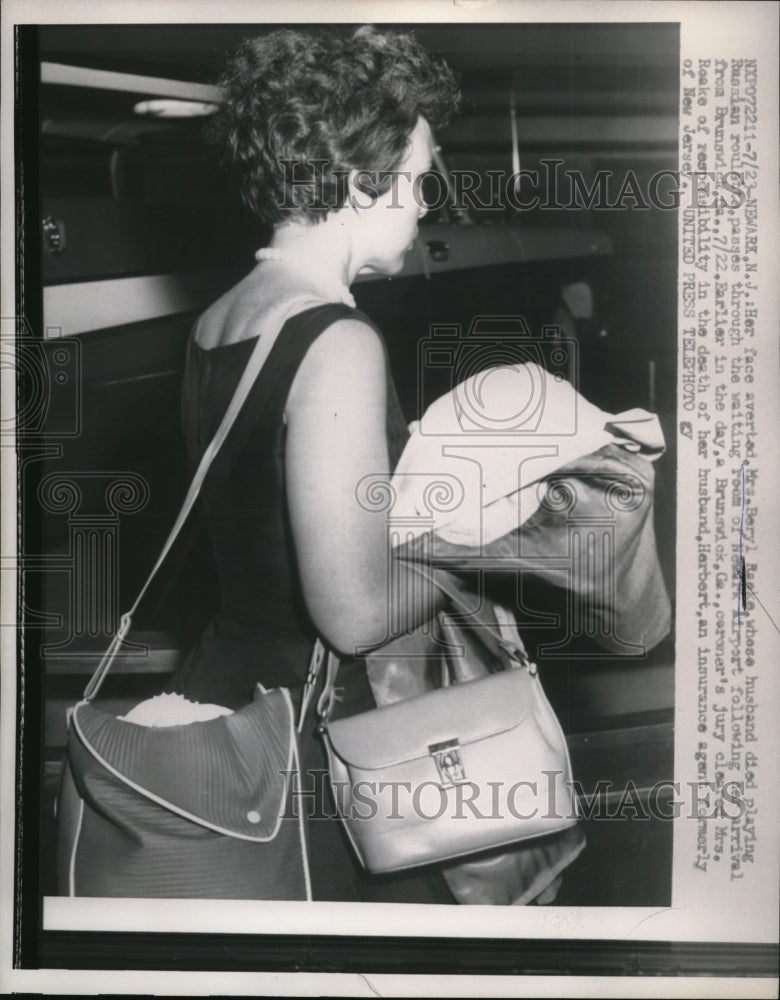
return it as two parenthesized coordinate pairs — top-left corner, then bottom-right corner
(71, 685), (294, 841)
(326, 667), (534, 770)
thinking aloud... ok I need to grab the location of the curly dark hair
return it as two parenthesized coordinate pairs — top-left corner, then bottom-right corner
(208, 25), (460, 225)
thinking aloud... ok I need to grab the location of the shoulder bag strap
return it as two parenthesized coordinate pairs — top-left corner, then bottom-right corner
(84, 295), (330, 700)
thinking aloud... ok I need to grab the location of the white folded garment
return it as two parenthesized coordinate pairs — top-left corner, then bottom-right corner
(391, 363), (665, 546)
(119, 692), (234, 727)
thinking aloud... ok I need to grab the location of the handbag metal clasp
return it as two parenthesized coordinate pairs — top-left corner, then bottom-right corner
(429, 738), (466, 787)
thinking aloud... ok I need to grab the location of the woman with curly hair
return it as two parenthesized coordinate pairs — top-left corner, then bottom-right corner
(163, 26), (462, 902)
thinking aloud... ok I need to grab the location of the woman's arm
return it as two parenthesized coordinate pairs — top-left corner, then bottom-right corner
(285, 317), (451, 655)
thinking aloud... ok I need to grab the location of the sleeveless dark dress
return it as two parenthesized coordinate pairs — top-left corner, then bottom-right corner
(165, 303), (453, 903)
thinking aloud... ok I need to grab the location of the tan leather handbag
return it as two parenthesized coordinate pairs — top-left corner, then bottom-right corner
(307, 577), (580, 875)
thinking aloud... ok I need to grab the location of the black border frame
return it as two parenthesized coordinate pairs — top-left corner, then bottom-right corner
(33, 933), (780, 977)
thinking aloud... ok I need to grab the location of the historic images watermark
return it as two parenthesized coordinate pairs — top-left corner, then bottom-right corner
(280, 769), (751, 824)
(278, 159), (750, 213)
(1, 316), (81, 443)
(3, 314), (150, 652)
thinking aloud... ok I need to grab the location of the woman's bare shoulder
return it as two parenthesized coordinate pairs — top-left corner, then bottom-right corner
(191, 270), (274, 348)
(193, 268), (375, 352)
(286, 314), (386, 414)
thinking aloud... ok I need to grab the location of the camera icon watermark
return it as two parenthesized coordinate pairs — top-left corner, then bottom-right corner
(417, 315), (579, 436)
(1, 315), (81, 441)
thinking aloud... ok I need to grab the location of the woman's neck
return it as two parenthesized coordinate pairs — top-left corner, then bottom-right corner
(268, 214), (360, 285)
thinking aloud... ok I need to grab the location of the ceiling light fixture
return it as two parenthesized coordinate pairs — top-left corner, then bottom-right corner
(133, 98), (218, 118)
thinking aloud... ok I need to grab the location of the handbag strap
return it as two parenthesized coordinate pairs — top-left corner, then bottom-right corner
(304, 561), (533, 730)
(84, 295), (329, 701)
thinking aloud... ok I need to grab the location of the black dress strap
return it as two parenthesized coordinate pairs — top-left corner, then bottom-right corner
(250, 302), (369, 427)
